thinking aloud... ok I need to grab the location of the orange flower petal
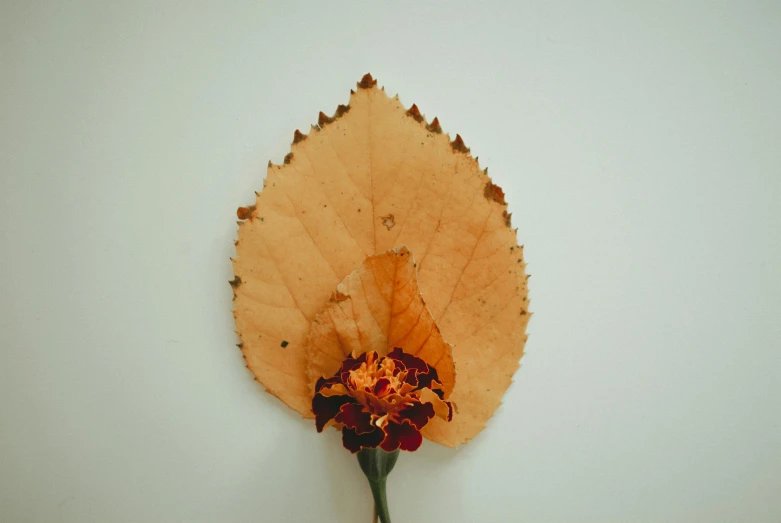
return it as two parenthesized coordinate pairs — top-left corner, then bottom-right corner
(418, 387), (453, 422)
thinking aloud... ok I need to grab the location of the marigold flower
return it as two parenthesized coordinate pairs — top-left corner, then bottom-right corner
(312, 348), (453, 452)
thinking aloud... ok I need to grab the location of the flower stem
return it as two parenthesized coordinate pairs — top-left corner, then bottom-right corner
(367, 476), (390, 523)
(357, 448), (399, 523)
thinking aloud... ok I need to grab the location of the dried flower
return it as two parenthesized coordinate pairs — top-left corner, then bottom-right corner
(313, 349), (453, 453)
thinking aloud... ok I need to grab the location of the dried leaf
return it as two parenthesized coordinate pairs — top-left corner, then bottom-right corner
(232, 74), (530, 446)
(306, 247), (456, 398)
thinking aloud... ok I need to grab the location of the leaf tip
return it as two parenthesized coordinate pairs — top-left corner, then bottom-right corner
(358, 73), (377, 89)
(407, 103), (424, 123)
(284, 152), (294, 164)
(450, 134), (470, 154)
(427, 117), (442, 134)
(293, 129), (306, 144)
(318, 111), (332, 127)
(483, 181), (506, 205)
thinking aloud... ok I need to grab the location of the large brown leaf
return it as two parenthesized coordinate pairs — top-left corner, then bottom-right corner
(232, 74), (530, 446)
(306, 247), (456, 398)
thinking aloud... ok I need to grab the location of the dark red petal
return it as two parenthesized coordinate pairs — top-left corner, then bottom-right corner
(312, 393), (354, 432)
(339, 351), (372, 383)
(416, 366), (439, 390)
(315, 375), (342, 393)
(397, 401), (435, 430)
(388, 347), (416, 368)
(335, 403), (374, 434)
(380, 420), (423, 452)
(342, 426), (384, 453)
(403, 368), (419, 387)
(388, 348), (439, 389)
(373, 377), (391, 396)
(388, 348), (428, 372)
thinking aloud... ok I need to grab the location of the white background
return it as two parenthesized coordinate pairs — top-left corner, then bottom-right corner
(2, 1), (780, 522)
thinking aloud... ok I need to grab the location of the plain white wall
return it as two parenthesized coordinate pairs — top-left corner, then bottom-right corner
(1, 1), (780, 522)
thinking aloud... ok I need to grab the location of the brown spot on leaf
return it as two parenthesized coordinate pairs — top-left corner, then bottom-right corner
(229, 276), (242, 288)
(484, 182), (506, 205)
(427, 117), (442, 134)
(293, 129), (306, 144)
(280, 340), (289, 348)
(284, 153), (293, 164)
(358, 73), (377, 89)
(331, 290), (349, 302)
(381, 214), (396, 230)
(503, 210), (512, 227)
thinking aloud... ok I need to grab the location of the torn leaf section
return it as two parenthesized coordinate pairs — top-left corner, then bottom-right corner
(306, 247), (456, 398)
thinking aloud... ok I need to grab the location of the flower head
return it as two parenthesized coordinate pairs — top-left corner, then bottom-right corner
(312, 348), (453, 452)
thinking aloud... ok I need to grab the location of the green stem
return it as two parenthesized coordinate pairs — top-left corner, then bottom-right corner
(368, 477), (390, 523)
(357, 448), (399, 523)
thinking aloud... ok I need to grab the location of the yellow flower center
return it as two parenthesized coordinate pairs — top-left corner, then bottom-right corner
(348, 353), (402, 394)
(345, 352), (417, 428)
